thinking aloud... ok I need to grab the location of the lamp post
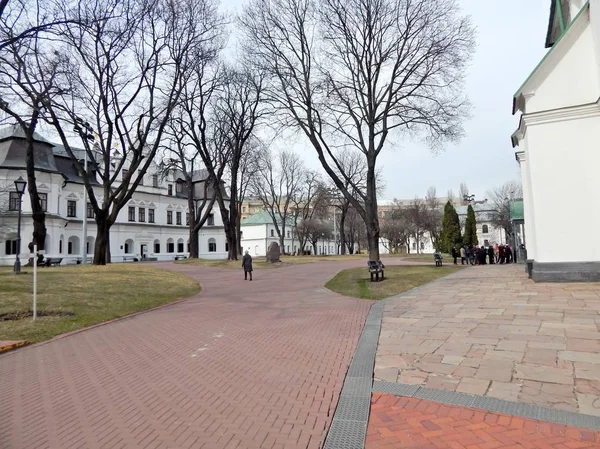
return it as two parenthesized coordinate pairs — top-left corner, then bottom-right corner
(74, 118), (95, 265)
(13, 176), (27, 273)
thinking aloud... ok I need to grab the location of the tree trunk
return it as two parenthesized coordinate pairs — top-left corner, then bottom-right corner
(93, 214), (110, 265)
(365, 161), (380, 261)
(24, 133), (46, 250)
(216, 192), (236, 260)
(339, 207), (347, 255)
(279, 227), (286, 255)
(189, 227), (199, 258)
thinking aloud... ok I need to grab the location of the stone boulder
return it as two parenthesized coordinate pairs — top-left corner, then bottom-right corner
(267, 241), (281, 263)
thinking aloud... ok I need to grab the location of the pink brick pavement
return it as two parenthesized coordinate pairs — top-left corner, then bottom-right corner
(0, 259), (402, 449)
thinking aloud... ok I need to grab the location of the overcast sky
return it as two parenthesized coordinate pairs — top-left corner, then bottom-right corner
(221, 0), (551, 201)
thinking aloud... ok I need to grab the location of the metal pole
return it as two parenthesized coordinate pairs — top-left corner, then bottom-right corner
(82, 153), (88, 264)
(14, 194), (22, 273)
(33, 244), (37, 320)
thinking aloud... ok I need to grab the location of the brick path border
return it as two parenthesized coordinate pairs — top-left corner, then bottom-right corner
(372, 380), (600, 431)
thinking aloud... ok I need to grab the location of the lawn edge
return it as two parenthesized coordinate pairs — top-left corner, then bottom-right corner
(0, 340), (29, 354)
(0, 277), (201, 358)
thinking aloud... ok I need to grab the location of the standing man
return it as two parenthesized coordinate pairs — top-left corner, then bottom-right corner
(451, 245), (458, 265)
(242, 250), (253, 281)
(460, 246), (466, 265)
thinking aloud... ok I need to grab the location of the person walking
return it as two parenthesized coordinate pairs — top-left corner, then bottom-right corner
(242, 250), (253, 281)
(488, 245), (495, 265)
(451, 245), (458, 265)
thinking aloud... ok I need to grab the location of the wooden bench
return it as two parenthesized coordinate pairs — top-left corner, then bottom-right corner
(44, 257), (63, 267)
(368, 260), (385, 282)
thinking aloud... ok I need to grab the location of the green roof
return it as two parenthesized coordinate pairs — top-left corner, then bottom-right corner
(510, 200), (524, 221)
(241, 210), (294, 226)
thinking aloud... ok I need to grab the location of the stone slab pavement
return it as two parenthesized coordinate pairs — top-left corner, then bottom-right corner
(375, 264), (600, 416)
(0, 257), (417, 449)
(367, 393), (600, 448)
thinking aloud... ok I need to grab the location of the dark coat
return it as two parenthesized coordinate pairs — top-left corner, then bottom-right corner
(242, 254), (253, 272)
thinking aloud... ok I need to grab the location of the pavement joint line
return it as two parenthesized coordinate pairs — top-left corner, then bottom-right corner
(373, 380), (600, 431)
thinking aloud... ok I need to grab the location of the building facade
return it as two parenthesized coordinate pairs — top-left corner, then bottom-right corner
(0, 126), (227, 265)
(512, 0), (600, 281)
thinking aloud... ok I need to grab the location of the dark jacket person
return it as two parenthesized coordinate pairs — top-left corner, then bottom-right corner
(242, 251), (253, 281)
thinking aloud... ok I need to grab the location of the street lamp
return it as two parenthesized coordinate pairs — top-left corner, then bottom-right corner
(13, 176), (27, 273)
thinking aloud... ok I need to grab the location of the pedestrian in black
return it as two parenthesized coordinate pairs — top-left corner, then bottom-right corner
(488, 245), (495, 265)
(451, 246), (458, 265)
(498, 245), (506, 264)
(242, 250), (253, 281)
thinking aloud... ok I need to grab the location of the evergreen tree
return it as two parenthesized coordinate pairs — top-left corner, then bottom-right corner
(441, 201), (462, 252)
(463, 204), (478, 246)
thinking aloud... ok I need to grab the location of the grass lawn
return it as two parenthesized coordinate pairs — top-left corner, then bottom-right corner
(0, 265), (199, 344)
(325, 265), (462, 300)
(397, 253), (450, 263)
(177, 253), (367, 269)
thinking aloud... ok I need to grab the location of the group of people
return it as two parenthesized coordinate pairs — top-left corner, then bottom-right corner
(450, 244), (515, 266)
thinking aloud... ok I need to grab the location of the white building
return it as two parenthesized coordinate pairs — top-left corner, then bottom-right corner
(0, 126), (227, 265)
(240, 211), (338, 257)
(455, 204), (507, 248)
(511, 0), (600, 281)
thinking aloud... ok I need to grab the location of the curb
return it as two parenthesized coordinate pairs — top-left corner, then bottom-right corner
(0, 340), (29, 354)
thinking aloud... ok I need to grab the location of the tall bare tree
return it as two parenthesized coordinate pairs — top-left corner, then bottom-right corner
(405, 197), (428, 254)
(0, 4), (72, 250)
(42, 0), (225, 264)
(380, 205), (410, 254)
(240, 0), (474, 261)
(459, 182), (469, 203)
(424, 187), (443, 250)
(214, 67), (265, 260)
(159, 117), (219, 259)
(487, 181), (523, 241)
(291, 170), (327, 254)
(252, 148), (304, 253)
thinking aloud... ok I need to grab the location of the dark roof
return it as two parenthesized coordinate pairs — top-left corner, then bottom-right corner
(0, 125), (59, 172)
(54, 154), (100, 185)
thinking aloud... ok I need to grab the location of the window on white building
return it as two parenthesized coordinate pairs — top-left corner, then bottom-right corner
(208, 238), (216, 252)
(176, 211), (182, 225)
(4, 240), (17, 255)
(176, 183), (183, 193)
(412, 242), (417, 250)
(152, 174), (159, 187)
(168, 184), (173, 196)
(9, 192), (19, 211)
(177, 240), (184, 253)
(482, 225), (489, 234)
(39, 193), (47, 212)
(186, 213), (190, 226)
(207, 214), (214, 226)
(138, 208), (145, 222)
(128, 206), (135, 222)
(167, 210), (173, 224)
(270, 229), (274, 237)
(67, 200), (77, 217)
(87, 202), (94, 219)
(154, 240), (160, 253)
(420, 242), (425, 250)
(149, 209), (155, 223)
(167, 240), (174, 253)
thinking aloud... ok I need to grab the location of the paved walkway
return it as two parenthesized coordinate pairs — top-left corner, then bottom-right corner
(367, 393), (600, 448)
(0, 258), (391, 449)
(375, 264), (600, 415)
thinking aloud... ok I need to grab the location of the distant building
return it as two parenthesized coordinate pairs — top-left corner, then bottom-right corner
(0, 126), (227, 265)
(511, 0), (599, 281)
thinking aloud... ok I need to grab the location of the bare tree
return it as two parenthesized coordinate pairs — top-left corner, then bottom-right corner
(291, 171), (328, 254)
(300, 218), (332, 255)
(240, 0), (474, 261)
(159, 116), (219, 259)
(344, 205), (367, 254)
(404, 197), (428, 254)
(0, 6), (72, 250)
(214, 67), (265, 260)
(380, 206), (410, 254)
(487, 181), (523, 241)
(41, 0), (225, 265)
(459, 182), (469, 203)
(252, 148), (304, 253)
(424, 187), (443, 250)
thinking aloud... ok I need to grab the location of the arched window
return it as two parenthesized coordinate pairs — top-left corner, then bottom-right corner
(270, 229), (275, 237)
(208, 238), (217, 252)
(482, 225), (489, 234)
(87, 237), (95, 254)
(59, 235), (64, 254)
(177, 238), (184, 253)
(167, 238), (175, 253)
(124, 239), (134, 254)
(154, 239), (161, 254)
(67, 236), (80, 255)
